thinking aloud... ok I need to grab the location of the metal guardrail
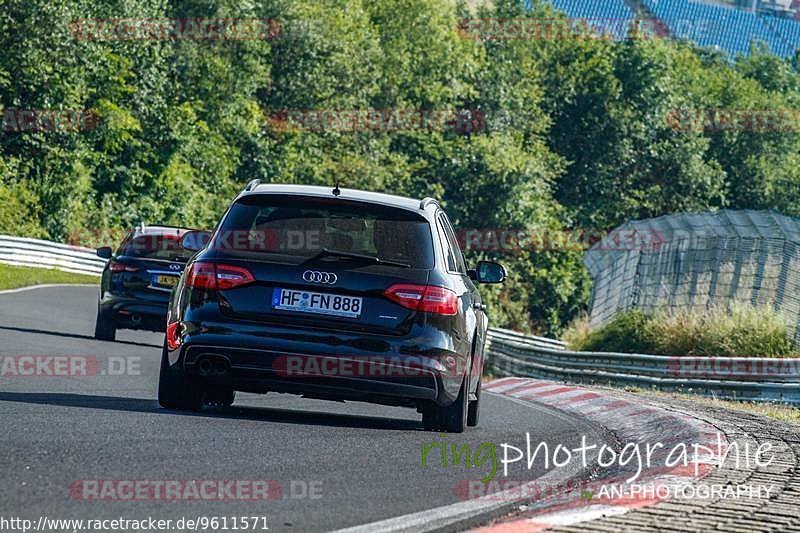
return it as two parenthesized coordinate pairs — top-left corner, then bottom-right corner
(4, 234), (798, 403)
(486, 328), (800, 405)
(0, 235), (105, 276)
(487, 327), (567, 351)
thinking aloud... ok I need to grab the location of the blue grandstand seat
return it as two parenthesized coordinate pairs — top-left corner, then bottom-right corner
(548, 0), (636, 39)
(539, 0), (800, 59)
(642, 0), (800, 58)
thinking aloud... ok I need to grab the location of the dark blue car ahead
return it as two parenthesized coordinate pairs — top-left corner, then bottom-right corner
(159, 183), (505, 432)
(94, 224), (198, 341)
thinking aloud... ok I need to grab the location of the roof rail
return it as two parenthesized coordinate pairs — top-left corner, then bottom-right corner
(244, 179), (261, 192)
(420, 197), (439, 210)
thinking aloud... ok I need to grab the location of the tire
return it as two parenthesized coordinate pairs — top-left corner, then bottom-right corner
(93, 307), (116, 341)
(422, 406), (439, 431)
(467, 378), (481, 427)
(442, 376), (469, 433)
(158, 344), (203, 411)
(422, 377), (469, 433)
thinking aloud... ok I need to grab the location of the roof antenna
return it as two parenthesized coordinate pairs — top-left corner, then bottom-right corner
(332, 178), (341, 197)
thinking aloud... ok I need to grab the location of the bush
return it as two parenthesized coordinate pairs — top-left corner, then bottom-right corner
(568, 310), (654, 354)
(0, 183), (47, 239)
(649, 304), (795, 357)
(564, 305), (797, 357)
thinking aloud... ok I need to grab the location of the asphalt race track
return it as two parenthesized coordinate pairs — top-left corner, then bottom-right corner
(0, 285), (612, 532)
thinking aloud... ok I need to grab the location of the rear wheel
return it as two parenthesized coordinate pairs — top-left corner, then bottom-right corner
(422, 377), (468, 433)
(93, 307), (116, 341)
(422, 407), (438, 431)
(443, 377), (469, 433)
(158, 344), (203, 411)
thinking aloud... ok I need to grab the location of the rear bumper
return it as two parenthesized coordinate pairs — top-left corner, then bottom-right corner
(99, 294), (168, 331)
(168, 323), (467, 407)
(190, 345), (439, 406)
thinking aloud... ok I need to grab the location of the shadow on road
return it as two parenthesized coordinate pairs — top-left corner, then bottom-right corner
(0, 325), (161, 349)
(0, 391), (424, 431)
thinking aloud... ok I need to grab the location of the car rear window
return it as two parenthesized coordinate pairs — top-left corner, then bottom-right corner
(214, 195), (435, 269)
(117, 232), (195, 262)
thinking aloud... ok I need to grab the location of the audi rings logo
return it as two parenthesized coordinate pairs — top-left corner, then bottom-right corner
(302, 270), (338, 284)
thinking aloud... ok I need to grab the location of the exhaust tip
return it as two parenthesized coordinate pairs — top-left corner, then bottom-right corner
(198, 358), (213, 376)
(197, 356), (230, 376)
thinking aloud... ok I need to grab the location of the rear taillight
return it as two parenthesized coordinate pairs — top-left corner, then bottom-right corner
(185, 261), (254, 291)
(384, 284), (459, 315)
(165, 321), (181, 350)
(184, 262), (217, 289)
(110, 260), (139, 273)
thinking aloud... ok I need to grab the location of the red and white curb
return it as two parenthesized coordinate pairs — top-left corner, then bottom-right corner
(474, 377), (728, 532)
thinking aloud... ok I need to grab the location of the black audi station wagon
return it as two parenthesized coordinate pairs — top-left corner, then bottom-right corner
(94, 224), (198, 341)
(160, 182), (505, 432)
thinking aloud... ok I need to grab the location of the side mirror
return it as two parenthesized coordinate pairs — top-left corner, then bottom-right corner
(180, 230), (212, 252)
(96, 246), (112, 259)
(474, 260), (506, 284)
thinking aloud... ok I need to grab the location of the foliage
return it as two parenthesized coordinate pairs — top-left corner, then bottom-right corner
(3, 0), (800, 334)
(567, 310), (654, 354)
(568, 306), (796, 357)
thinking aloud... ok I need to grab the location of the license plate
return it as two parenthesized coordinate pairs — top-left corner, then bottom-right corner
(272, 288), (362, 318)
(156, 274), (179, 288)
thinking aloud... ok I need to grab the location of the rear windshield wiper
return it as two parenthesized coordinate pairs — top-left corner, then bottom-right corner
(307, 248), (411, 268)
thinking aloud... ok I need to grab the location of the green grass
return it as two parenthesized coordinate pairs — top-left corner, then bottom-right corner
(564, 304), (797, 357)
(625, 387), (800, 425)
(0, 262), (99, 290)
